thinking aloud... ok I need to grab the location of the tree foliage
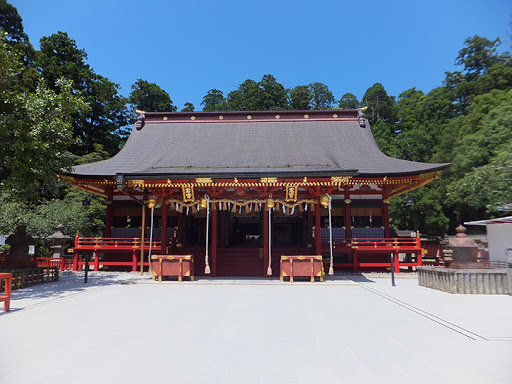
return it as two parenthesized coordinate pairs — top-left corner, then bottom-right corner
(0, 32), (87, 201)
(129, 79), (177, 113)
(37, 31), (129, 155)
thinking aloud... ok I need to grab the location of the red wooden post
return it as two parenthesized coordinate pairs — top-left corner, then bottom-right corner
(307, 208), (313, 248)
(263, 207), (269, 277)
(177, 212), (183, 245)
(353, 249), (359, 273)
(93, 251), (99, 271)
(382, 187), (391, 238)
(220, 210), (226, 248)
(315, 203), (321, 256)
(161, 201), (168, 253)
(132, 251), (137, 272)
(105, 188), (113, 237)
(0, 273), (12, 312)
(73, 235), (79, 271)
(344, 197), (352, 241)
(394, 250), (400, 273)
(211, 207), (217, 276)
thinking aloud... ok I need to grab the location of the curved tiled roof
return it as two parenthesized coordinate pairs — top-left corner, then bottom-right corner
(70, 110), (449, 179)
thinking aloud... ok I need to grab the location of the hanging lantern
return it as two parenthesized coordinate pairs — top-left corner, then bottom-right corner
(320, 195), (330, 207)
(266, 197), (275, 210)
(199, 197), (208, 209)
(147, 197), (157, 209)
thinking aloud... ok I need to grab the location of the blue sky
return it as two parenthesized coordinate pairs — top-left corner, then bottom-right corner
(11, 0), (512, 110)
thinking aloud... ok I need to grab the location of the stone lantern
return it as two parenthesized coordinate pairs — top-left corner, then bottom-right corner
(47, 224), (72, 259)
(4, 224), (37, 269)
(442, 224), (480, 269)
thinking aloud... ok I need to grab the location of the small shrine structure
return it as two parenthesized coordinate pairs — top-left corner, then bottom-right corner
(61, 109), (449, 276)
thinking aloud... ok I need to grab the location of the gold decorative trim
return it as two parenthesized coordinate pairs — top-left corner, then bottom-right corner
(247, 115), (252, 120)
(344, 199), (351, 204)
(190, 116), (195, 120)
(195, 177), (212, 184)
(163, 116), (168, 121)
(383, 199), (390, 204)
(333, 114), (338, 118)
(275, 114), (280, 119)
(304, 114), (309, 119)
(218, 115), (223, 120)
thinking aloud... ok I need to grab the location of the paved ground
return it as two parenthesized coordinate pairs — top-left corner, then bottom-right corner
(1, 272), (511, 384)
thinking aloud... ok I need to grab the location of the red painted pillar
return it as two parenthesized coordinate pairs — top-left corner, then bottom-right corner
(73, 250), (78, 271)
(132, 251), (137, 272)
(315, 203), (321, 256)
(105, 188), (113, 237)
(211, 207), (217, 277)
(383, 187), (391, 238)
(220, 210), (226, 248)
(394, 250), (400, 273)
(263, 208), (269, 276)
(161, 201), (168, 254)
(307, 208), (313, 249)
(177, 212), (183, 245)
(353, 249), (359, 273)
(93, 251), (99, 271)
(344, 198), (352, 241)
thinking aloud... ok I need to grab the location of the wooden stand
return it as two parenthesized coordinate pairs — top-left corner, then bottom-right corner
(280, 255), (324, 282)
(151, 255), (194, 282)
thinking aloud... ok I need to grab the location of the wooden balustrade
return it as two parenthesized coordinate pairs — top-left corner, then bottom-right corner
(0, 273), (12, 312)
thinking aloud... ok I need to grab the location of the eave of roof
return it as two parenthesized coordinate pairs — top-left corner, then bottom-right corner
(68, 109), (450, 180)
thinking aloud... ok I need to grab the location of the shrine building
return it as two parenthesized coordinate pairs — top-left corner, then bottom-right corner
(62, 109), (449, 277)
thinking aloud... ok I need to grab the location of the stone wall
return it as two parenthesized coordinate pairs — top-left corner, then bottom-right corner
(417, 266), (509, 294)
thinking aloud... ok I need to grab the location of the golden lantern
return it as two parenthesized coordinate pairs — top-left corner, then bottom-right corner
(199, 197), (208, 209)
(266, 197), (275, 210)
(147, 197), (157, 209)
(320, 194), (330, 207)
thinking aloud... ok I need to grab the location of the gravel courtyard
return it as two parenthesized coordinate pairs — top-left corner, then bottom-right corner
(1, 272), (511, 384)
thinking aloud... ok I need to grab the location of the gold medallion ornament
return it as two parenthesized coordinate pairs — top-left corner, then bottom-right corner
(190, 116), (195, 120)
(304, 114), (309, 119)
(275, 114), (280, 119)
(247, 115), (252, 120)
(333, 114), (338, 118)
(219, 115), (224, 120)
(285, 185), (298, 202)
(182, 185), (195, 202)
(163, 116), (168, 121)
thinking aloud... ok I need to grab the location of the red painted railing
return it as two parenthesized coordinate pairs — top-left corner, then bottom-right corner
(321, 236), (424, 273)
(0, 273), (12, 312)
(75, 237), (161, 250)
(36, 257), (74, 271)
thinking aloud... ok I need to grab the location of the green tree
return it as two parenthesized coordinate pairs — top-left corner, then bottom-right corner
(0, 33), (87, 201)
(361, 83), (396, 125)
(308, 82), (335, 109)
(129, 79), (177, 112)
(181, 102), (195, 112)
(259, 74), (288, 110)
(36, 31), (129, 155)
(201, 89), (227, 111)
(288, 85), (312, 110)
(338, 93), (359, 109)
(226, 79), (263, 110)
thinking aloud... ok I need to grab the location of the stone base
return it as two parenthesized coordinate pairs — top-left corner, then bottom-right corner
(417, 266), (509, 294)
